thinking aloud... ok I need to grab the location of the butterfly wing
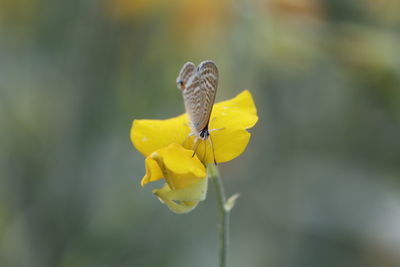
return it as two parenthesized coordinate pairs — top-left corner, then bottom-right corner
(177, 60), (218, 136)
(176, 62), (196, 90)
(197, 60), (218, 131)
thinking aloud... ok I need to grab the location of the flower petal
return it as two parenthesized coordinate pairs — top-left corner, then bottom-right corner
(159, 144), (206, 190)
(162, 144), (204, 176)
(141, 157), (164, 187)
(210, 90), (258, 131)
(140, 143), (206, 189)
(131, 115), (190, 157)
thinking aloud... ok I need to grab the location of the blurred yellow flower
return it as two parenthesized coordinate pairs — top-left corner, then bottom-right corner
(171, 0), (231, 38)
(130, 90), (258, 213)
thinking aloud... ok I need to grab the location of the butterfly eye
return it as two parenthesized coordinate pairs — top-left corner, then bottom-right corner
(178, 80), (185, 89)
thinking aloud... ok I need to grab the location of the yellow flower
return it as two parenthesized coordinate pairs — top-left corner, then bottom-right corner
(132, 90), (258, 163)
(130, 90), (258, 213)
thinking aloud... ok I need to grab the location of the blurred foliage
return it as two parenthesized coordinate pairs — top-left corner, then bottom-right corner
(0, 0), (400, 266)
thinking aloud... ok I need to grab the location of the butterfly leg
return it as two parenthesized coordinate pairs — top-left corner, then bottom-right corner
(209, 127), (225, 133)
(191, 137), (201, 158)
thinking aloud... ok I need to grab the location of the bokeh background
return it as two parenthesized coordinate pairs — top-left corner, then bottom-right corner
(1, 0), (400, 266)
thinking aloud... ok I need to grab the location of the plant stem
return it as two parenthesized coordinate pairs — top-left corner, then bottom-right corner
(207, 164), (229, 267)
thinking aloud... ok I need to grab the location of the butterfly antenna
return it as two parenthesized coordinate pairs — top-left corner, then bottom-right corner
(208, 134), (217, 165)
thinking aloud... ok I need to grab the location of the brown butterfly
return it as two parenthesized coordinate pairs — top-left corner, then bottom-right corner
(176, 60), (219, 163)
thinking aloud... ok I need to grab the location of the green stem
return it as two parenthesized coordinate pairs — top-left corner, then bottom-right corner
(207, 164), (229, 267)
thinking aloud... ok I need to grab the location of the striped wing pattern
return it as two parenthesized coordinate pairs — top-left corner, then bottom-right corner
(176, 60), (219, 137)
(176, 62), (196, 89)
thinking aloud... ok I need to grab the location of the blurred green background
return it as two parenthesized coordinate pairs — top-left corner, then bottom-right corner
(1, 0), (400, 266)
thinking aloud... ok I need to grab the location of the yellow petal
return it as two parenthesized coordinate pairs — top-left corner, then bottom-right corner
(162, 144), (205, 176)
(160, 144), (206, 190)
(140, 156), (164, 187)
(184, 128), (251, 163)
(131, 115), (190, 157)
(210, 90), (258, 131)
(140, 144), (206, 189)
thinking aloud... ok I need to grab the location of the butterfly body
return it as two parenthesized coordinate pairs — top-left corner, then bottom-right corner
(176, 60), (218, 140)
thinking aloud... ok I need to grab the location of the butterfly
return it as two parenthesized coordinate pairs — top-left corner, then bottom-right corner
(176, 60), (219, 163)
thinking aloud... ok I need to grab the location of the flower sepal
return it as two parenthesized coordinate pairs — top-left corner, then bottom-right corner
(153, 177), (208, 214)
